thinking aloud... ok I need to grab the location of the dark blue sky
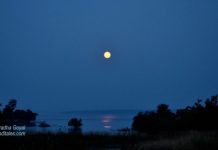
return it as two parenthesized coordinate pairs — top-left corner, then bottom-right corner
(0, 0), (218, 112)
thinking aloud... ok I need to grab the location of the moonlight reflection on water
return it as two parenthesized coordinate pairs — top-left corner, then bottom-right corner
(101, 115), (115, 129)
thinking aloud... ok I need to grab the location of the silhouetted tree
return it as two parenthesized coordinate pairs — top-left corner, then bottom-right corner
(68, 118), (82, 134)
(14, 109), (37, 126)
(3, 99), (17, 113)
(176, 106), (193, 130)
(156, 104), (175, 132)
(68, 118), (82, 129)
(1, 99), (17, 125)
(204, 95), (218, 129)
(132, 104), (175, 133)
(132, 95), (218, 133)
(0, 99), (38, 126)
(132, 111), (156, 133)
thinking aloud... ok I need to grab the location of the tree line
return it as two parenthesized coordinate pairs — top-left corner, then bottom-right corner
(0, 99), (82, 130)
(132, 95), (218, 133)
(0, 99), (37, 126)
(1, 95), (218, 133)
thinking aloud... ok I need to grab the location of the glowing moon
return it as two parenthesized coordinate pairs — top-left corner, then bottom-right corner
(104, 51), (111, 59)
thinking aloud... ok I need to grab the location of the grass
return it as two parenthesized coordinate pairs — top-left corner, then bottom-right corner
(138, 131), (218, 150)
(0, 131), (218, 150)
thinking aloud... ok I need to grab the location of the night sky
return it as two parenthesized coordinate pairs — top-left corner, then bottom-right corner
(0, 0), (218, 112)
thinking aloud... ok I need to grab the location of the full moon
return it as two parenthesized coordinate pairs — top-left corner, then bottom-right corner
(104, 51), (111, 59)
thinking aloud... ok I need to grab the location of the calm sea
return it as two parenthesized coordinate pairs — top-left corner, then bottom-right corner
(27, 109), (141, 133)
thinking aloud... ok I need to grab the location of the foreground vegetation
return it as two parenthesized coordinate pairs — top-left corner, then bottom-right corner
(0, 131), (218, 150)
(1, 95), (218, 149)
(138, 130), (218, 150)
(132, 95), (218, 133)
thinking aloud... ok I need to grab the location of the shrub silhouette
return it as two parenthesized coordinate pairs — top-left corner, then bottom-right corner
(0, 99), (38, 126)
(39, 121), (50, 127)
(68, 118), (82, 129)
(132, 95), (218, 133)
(68, 118), (82, 134)
(132, 104), (175, 133)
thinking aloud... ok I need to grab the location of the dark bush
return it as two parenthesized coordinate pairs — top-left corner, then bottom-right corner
(132, 95), (218, 133)
(0, 99), (38, 126)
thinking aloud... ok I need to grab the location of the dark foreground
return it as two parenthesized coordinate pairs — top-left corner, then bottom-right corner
(0, 131), (218, 150)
